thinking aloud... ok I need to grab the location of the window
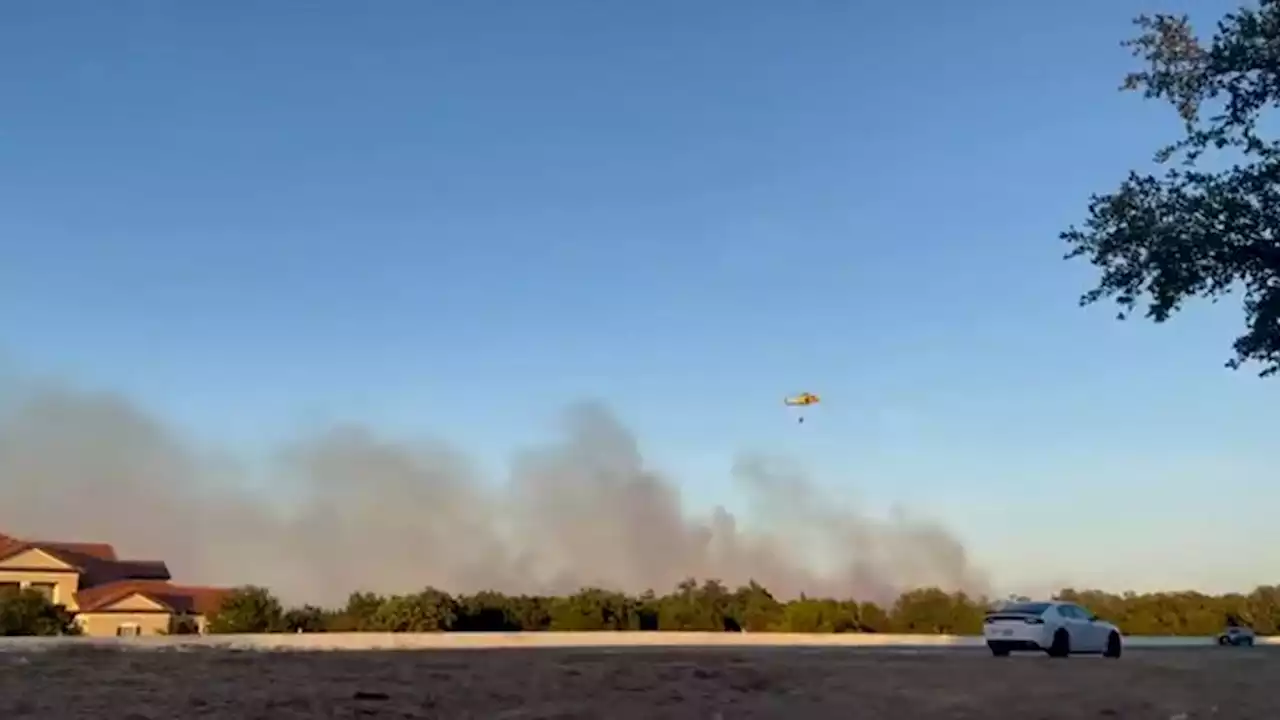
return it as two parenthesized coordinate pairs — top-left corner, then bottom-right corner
(0, 582), (19, 596)
(115, 623), (141, 638)
(1058, 604), (1090, 620)
(1000, 602), (1050, 615)
(27, 582), (56, 603)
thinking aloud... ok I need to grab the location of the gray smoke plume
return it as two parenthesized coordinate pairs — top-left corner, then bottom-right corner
(0, 381), (989, 606)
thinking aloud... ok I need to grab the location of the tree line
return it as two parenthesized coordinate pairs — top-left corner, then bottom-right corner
(2, 579), (1277, 637)
(204, 580), (1280, 637)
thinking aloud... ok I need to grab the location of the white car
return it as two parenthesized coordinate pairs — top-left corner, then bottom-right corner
(1217, 626), (1256, 647)
(983, 600), (1123, 658)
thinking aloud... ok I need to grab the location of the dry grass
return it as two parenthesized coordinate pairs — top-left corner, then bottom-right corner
(0, 645), (1273, 719)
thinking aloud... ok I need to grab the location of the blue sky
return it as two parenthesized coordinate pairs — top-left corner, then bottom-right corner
(1, 0), (1274, 594)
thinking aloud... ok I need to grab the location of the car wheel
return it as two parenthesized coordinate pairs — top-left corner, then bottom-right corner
(1244, 637), (1255, 647)
(989, 642), (1011, 657)
(1103, 632), (1122, 658)
(1218, 635), (1231, 646)
(1046, 629), (1071, 658)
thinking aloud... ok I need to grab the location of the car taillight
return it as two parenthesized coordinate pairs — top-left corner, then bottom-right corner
(1024, 617), (1044, 624)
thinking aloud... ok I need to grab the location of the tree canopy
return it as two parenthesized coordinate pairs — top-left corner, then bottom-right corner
(193, 580), (1280, 637)
(0, 587), (79, 637)
(2, 579), (1277, 637)
(1062, 0), (1280, 376)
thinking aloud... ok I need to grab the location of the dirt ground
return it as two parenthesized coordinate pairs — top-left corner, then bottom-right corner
(0, 645), (1274, 719)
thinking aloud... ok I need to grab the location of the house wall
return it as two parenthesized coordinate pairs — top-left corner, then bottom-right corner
(0, 549), (82, 610)
(77, 612), (172, 637)
(76, 593), (214, 637)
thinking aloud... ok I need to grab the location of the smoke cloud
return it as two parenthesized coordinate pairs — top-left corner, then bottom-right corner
(0, 381), (989, 606)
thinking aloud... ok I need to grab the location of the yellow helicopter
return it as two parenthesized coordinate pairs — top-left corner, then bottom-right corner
(783, 392), (820, 423)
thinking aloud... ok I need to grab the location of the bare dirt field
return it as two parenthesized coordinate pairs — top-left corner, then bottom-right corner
(0, 645), (1274, 719)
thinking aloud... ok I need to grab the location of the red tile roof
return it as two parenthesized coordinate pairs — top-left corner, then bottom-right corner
(80, 558), (172, 587)
(0, 533), (19, 557)
(0, 533), (168, 586)
(38, 541), (118, 562)
(0, 536), (120, 562)
(75, 580), (231, 615)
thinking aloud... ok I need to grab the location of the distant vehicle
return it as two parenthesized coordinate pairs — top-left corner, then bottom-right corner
(983, 600), (1123, 658)
(1218, 626), (1256, 646)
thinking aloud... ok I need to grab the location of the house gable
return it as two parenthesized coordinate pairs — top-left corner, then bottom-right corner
(95, 592), (171, 613)
(0, 547), (78, 572)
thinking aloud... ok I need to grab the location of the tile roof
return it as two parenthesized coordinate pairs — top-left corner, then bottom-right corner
(0, 533), (169, 586)
(0, 533), (18, 557)
(37, 541), (118, 562)
(75, 580), (231, 615)
(80, 558), (172, 588)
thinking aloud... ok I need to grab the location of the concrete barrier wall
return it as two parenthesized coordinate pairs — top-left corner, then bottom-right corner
(1, 632), (1277, 651)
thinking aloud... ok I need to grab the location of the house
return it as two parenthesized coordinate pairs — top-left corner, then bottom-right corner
(0, 531), (232, 637)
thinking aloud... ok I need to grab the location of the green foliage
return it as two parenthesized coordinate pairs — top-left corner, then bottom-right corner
(1056, 586), (1280, 635)
(324, 591), (386, 632)
(206, 585), (285, 634)
(858, 601), (891, 632)
(455, 591), (550, 631)
(1062, 0), (1280, 376)
(889, 588), (984, 635)
(778, 597), (859, 633)
(0, 587), (80, 636)
(282, 604), (327, 633)
(210, 580), (1280, 636)
(549, 588), (642, 631)
(656, 578), (735, 631)
(367, 587), (456, 632)
(729, 581), (784, 632)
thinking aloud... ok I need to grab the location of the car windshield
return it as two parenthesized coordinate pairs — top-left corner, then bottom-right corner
(993, 602), (1051, 615)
